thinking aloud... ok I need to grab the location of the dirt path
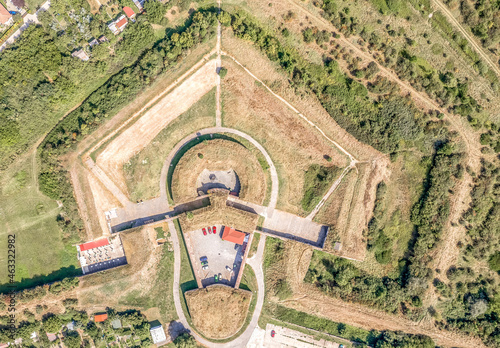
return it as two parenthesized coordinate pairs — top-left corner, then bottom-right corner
(432, 171), (472, 274)
(431, 0), (500, 78)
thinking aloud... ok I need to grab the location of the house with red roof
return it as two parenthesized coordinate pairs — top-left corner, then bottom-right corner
(0, 3), (13, 26)
(123, 6), (135, 19)
(108, 14), (128, 35)
(222, 226), (246, 245)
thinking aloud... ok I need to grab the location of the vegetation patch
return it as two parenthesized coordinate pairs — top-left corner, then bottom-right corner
(185, 285), (251, 339)
(301, 164), (342, 213)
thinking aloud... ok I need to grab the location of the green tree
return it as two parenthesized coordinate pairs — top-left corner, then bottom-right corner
(143, 0), (168, 25)
(174, 333), (197, 348)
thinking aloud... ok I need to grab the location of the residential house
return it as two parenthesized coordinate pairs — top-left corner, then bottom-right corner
(123, 6), (135, 20)
(98, 35), (108, 42)
(0, 3), (13, 26)
(108, 14), (128, 35)
(89, 38), (99, 47)
(71, 49), (89, 61)
(132, 0), (144, 10)
(94, 313), (108, 322)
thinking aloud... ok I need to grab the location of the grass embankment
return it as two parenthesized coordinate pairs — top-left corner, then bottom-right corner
(185, 286), (251, 339)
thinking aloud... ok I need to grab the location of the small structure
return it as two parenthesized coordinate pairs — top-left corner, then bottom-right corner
(89, 38), (99, 47)
(94, 313), (108, 323)
(98, 35), (108, 42)
(0, 3), (13, 26)
(108, 15), (128, 35)
(123, 6), (135, 19)
(66, 321), (75, 331)
(71, 49), (89, 61)
(149, 325), (167, 345)
(132, 0), (144, 10)
(333, 242), (342, 251)
(46, 333), (57, 342)
(111, 319), (122, 329)
(222, 226), (246, 245)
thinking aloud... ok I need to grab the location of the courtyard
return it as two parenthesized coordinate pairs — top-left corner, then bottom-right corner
(185, 224), (247, 287)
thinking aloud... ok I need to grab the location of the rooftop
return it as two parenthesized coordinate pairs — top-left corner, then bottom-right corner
(0, 3), (12, 25)
(222, 226), (246, 245)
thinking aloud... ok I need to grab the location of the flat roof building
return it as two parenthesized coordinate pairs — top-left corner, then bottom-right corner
(150, 325), (167, 345)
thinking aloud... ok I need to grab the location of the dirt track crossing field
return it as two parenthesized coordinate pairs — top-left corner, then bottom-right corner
(96, 59), (218, 196)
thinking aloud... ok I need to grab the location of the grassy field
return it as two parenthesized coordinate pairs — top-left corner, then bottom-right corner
(123, 88), (216, 202)
(247, 232), (260, 258)
(0, 156), (80, 290)
(171, 138), (266, 204)
(186, 285), (251, 339)
(221, 57), (349, 216)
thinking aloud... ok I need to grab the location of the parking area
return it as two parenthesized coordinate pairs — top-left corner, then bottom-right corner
(186, 224), (246, 287)
(264, 324), (342, 348)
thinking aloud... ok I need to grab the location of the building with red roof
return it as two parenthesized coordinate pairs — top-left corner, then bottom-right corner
(222, 226), (246, 245)
(0, 3), (13, 26)
(78, 238), (109, 251)
(123, 6), (135, 19)
(94, 313), (108, 322)
(108, 15), (128, 35)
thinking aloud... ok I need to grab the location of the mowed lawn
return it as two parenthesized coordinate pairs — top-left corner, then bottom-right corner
(0, 156), (78, 290)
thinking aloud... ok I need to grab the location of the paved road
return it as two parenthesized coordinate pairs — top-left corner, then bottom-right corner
(159, 127), (279, 213)
(168, 220), (267, 347)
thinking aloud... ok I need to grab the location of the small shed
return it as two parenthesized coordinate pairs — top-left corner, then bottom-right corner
(150, 325), (167, 345)
(333, 242), (342, 251)
(111, 319), (122, 329)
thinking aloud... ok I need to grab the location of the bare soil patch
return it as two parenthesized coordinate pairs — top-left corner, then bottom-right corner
(186, 285), (252, 339)
(172, 139), (266, 205)
(96, 59), (217, 196)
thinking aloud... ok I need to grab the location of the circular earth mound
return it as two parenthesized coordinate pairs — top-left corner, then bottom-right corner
(171, 138), (266, 204)
(185, 285), (252, 339)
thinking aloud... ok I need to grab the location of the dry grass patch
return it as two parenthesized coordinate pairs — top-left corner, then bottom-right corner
(171, 138), (266, 205)
(186, 285), (252, 339)
(222, 57), (349, 215)
(124, 88), (216, 202)
(178, 193), (258, 233)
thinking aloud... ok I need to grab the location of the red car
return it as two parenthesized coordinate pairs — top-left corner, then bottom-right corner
(208, 226), (212, 234)
(271, 330), (275, 338)
(202, 228), (207, 236)
(213, 226), (217, 234)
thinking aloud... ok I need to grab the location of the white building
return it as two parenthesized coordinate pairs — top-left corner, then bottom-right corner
(150, 325), (167, 345)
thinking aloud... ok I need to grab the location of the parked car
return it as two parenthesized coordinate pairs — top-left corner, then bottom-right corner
(271, 330), (275, 338)
(202, 264), (209, 270)
(213, 226), (217, 234)
(202, 228), (207, 236)
(219, 273), (222, 280)
(200, 256), (208, 262)
(225, 266), (232, 272)
(208, 226), (212, 234)
(201, 261), (208, 266)
(214, 274), (219, 282)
